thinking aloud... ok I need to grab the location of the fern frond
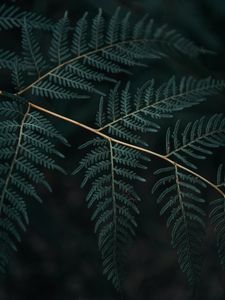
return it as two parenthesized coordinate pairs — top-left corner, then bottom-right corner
(11, 58), (25, 91)
(0, 99), (68, 272)
(31, 81), (87, 100)
(153, 165), (206, 286)
(217, 164), (225, 189)
(49, 11), (70, 65)
(12, 8), (205, 99)
(22, 18), (46, 76)
(97, 77), (225, 146)
(0, 49), (21, 70)
(71, 12), (88, 56)
(165, 114), (225, 169)
(210, 165), (225, 270)
(73, 137), (150, 290)
(0, 4), (53, 31)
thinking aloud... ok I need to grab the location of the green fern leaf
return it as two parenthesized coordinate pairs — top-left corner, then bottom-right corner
(11, 7), (206, 100)
(73, 137), (150, 290)
(11, 58), (25, 91)
(22, 18), (46, 76)
(90, 9), (105, 50)
(96, 77), (225, 147)
(49, 11), (70, 65)
(0, 49), (22, 70)
(210, 165), (225, 270)
(31, 81), (87, 100)
(0, 98), (68, 272)
(166, 114), (225, 169)
(0, 4), (53, 31)
(153, 166), (207, 286)
(71, 12), (88, 56)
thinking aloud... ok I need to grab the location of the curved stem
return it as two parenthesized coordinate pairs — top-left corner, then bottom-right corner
(29, 102), (225, 199)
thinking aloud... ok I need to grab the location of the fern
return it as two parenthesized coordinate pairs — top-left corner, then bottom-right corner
(73, 137), (149, 290)
(22, 18), (47, 76)
(210, 165), (225, 270)
(152, 166), (206, 286)
(0, 3), (225, 297)
(96, 77), (225, 146)
(0, 94), (68, 272)
(165, 114), (225, 169)
(0, 4), (206, 100)
(0, 49), (21, 70)
(0, 4), (53, 31)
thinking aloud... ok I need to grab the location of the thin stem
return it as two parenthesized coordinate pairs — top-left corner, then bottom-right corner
(29, 102), (225, 199)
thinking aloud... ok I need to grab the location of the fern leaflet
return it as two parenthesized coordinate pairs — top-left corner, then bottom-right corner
(96, 77), (225, 146)
(0, 7), (206, 99)
(153, 165), (207, 286)
(0, 4), (53, 31)
(165, 114), (225, 169)
(0, 95), (68, 272)
(73, 137), (150, 290)
(210, 165), (225, 270)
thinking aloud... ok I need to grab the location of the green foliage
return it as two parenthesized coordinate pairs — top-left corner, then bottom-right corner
(210, 165), (225, 270)
(74, 137), (149, 290)
(0, 94), (68, 272)
(96, 77), (225, 145)
(0, 3), (204, 100)
(166, 114), (225, 169)
(153, 166), (206, 286)
(0, 4), (53, 31)
(0, 2), (225, 297)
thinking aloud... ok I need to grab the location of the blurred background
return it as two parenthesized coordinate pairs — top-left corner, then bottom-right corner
(0, 0), (225, 299)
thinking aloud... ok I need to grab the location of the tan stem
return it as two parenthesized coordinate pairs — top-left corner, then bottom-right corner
(29, 102), (225, 199)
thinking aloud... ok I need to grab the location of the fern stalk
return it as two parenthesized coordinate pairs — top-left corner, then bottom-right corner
(29, 102), (225, 200)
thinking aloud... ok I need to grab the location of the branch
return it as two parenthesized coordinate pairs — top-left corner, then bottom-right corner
(29, 102), (225, 199)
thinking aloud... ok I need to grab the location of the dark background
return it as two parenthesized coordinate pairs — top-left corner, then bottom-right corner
(1, 0), (225, 299)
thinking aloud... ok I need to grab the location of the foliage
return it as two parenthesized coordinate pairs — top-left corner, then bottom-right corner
(0, 2), (225, 297)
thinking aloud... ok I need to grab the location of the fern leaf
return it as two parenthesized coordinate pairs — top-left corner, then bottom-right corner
(73, 137), (150, 290)
(5, 7), (207, 100)
(0, 4), (53, 31)
(0, 49), (21, 70)
(97, 77), (225, 147)
(106, 7), (121, 45)
(11, 58), (25, 91)
(95, 96), (105, 128)
(31, 81), (86, 100)
(153, 166), (206, 286)
(166, 114), (225, 169)
(90, 9), (105, 50)
(210, 165), (225, 270)
(22, 18), (46, 76)
(0, 99), (68, 272)
(71, 12), (88, 56)
(49, 11), (70, 65)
